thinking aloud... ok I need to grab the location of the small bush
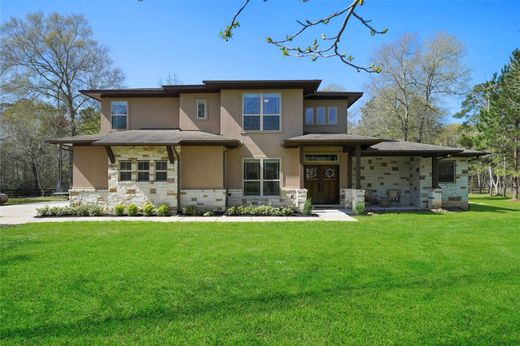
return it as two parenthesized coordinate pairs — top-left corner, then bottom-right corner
(302, 198), (313, 215)
(225, 205), (294, 216)
(127, 204), (139, 216)
(89, 205), (104, 216)
(36, 206), (51, 217)
(143, 202), (155, 216)
(203, 210), (214, 217)
(114, 205), (125, 216)
(354, 201), (366, 215)
(75, 205), (91, 216)
(182, 205), (210, 216)
(157, 204), (170, 216)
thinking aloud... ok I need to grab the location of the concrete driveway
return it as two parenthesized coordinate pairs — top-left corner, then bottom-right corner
(0, 201), (356, 225)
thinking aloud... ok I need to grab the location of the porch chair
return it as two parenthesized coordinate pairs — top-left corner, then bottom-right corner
(364, 189), (379, 206)
(386, 189), (401, 206)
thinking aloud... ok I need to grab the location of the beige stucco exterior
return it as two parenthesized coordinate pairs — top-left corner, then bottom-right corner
(179, 93), (220, 134)
(181, 146), (224, 189)
(72, 146), (108, 189)
(100, 97), (179, 133)
(220, 89), (304, 189)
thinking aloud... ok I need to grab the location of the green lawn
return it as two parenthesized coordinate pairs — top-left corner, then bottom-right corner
(1, 196), (67, 206)
(1, 195), (519, 344)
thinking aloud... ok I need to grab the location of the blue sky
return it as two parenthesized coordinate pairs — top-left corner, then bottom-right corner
(1, 0), (519, 123)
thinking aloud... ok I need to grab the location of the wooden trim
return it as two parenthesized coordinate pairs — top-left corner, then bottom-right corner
(355, 144), (361, 189)
(347, 152), (353, 188)
(105, 146), (115, 164)
(166, 146), (175, 164)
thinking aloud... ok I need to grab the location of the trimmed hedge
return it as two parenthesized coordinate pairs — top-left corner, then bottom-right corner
(36, 205), (107, 217)
(225, 205), (294, 216)
(181, 205), (214, 216)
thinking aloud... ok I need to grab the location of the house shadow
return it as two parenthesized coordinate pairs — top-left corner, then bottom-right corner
(467, 203), (518, 213)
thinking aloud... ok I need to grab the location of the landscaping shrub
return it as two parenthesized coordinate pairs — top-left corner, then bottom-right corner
(302, 198), (313, 215)
(127, 204), (139, 216)
(156, 204), (170, 216)
(182, 204), (211, 216)
(36, 205), (107, 217)
(143, 202), (155, 216)
(225, 205), (294, 216)
(114, 205), (125, 216)
(354, 201), (366, 215)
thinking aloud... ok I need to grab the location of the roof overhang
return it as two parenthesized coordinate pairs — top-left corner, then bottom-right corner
(304, 91), (363, 107)
(282, 133), (386, 148)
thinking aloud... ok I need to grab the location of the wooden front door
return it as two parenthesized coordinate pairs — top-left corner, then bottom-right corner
(304, 165), (339, 204)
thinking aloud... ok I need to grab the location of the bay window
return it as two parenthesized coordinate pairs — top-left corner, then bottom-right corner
(328, 107), (337, 125)
(316, 107), (326, 125)
(243, 93), (281, 131)
(243, 158), (280, 196)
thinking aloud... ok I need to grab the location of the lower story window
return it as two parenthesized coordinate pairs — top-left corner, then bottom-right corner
(137, 161), (149, 181)
(119, 161), (131, 181)
(155, 161), (168, 181)
(243, 158), (280, 196)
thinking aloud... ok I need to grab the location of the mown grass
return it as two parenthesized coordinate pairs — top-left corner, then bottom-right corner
(1, 196), (67, 206)
(1, 195), (519, 344)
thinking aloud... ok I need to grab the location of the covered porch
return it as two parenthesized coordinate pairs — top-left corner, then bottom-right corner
(282, 134), (481, 211)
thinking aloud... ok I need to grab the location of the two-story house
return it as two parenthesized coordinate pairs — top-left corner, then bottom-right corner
(49, 80), (483, 212)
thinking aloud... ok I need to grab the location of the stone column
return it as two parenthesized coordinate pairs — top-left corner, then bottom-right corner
(428, 188), (442, 209)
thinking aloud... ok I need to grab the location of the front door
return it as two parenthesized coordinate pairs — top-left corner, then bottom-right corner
(304, 165), (339, 204)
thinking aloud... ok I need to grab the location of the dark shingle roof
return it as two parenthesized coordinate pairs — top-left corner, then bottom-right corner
(48, 130), (240, 148)
(47, 134), (102, 144)
(282, 133), (386, 147)
(364, 141), (487, 156)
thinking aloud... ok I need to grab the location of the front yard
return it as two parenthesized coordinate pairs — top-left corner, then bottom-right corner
(1, 195), (519, 344)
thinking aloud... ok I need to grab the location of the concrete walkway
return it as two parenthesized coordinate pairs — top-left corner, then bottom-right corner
(0, 202), (356, 225)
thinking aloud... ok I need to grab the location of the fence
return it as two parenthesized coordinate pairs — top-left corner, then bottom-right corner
(0, 189), (61, 197)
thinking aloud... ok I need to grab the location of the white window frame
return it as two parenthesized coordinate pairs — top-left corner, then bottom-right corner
(242, 93), (281, 132)
(305, 107), (314, 125)
(111, 101), (128, 130)
(196, 99), (207, 120)
(242, 158), (281, 196)
(119, 161), (132, 181)
(155, 160), (168, 182)
(137, 161), (150, 182)
(328, 107), (338, 125)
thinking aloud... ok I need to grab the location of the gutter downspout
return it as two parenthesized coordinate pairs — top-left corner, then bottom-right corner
(172, 146), (181, 214)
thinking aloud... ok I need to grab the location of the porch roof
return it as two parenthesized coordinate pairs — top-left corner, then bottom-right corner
(48, 130), (241, 148)
(363, 141), (486, 157)
(281, 133), (386, 148)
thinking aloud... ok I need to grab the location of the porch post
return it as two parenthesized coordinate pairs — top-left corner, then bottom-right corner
(432, 155), (439, 188)
(299, 146), (304, 189)
(355, 144), (361, 189)
(347, 149), (353, 188)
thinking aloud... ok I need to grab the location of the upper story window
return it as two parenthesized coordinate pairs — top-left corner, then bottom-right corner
(305, 106), (338, 126)
(196, 100), (207, 119)
(305, 107), (314, 125)
(328, 107), (337, 125)
(439, 161), (456, 183)
(111, 101), (128, 130)
(243, 93), (281, 131)
(316, 107), (326, 125)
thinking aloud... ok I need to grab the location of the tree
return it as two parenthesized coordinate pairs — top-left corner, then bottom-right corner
(357, 33), (468, 143)
(0, 12), (124, 185)
(0, 100), (65, 194)
(221, 0), (388, 73)
(456, 50), (520, 199)
(77, 107), (101, 135)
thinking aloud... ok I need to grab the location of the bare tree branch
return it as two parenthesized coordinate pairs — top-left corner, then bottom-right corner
(222, 0), (388, 72)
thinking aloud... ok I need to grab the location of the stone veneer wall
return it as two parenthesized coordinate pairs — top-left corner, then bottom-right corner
(180, 189), (227, 212)
(342, 188), (365, 209)
(419, 157), (469, 209)
(227, 188), (307, 210)
(107, 146), (178, 210)
(355, 156), (420, 207)
(70, 189), (108, 206)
